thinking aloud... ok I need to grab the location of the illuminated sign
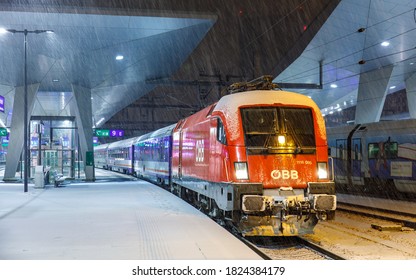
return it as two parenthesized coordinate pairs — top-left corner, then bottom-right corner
(110, 129), (124, 137)
(95, 129), (124, 137)
(0, 128), (7, 136)
(95, 129), (109, 137)
(0, 95), (4, 112)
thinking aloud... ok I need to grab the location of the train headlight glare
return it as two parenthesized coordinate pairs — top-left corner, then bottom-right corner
(278, 135), (286, 145)
(317, 162), (328, 179)
(235, 162), (249, 180)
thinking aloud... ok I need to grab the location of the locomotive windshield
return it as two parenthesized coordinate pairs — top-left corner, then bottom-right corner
(241, 107), (316, 154)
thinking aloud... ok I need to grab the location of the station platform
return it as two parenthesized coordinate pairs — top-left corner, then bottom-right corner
(0, 170), (261, 260)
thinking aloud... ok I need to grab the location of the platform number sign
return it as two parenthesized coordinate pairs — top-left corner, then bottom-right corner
(110, 129), (124, 137)
(95, 129), (124, 137)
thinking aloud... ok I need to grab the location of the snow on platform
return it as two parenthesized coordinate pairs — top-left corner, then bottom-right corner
(0, 180), (261, 260)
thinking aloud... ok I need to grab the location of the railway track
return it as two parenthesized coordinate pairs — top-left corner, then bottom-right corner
(336, 202), (416, 230)
(236, 200), (416, 260)
(239, 236), (345, 260)
(298, 201), (416, 259)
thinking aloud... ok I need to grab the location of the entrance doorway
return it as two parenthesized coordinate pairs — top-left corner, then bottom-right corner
(29, 116), (80, 180)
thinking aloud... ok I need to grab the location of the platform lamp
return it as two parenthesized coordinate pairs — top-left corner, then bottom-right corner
(2, 28), (54, 192)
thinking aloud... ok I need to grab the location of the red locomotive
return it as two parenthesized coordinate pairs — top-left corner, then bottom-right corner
(170, 76), (336, 236)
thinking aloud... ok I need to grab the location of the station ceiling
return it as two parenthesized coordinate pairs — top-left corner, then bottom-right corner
(3, 1), (413, 135)
(275, 0), (416, 116)
(0, 8), (215, 126)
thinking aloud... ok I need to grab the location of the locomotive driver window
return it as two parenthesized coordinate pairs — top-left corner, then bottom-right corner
(216, 118), (227, 145)
(241, 107), (315, 154)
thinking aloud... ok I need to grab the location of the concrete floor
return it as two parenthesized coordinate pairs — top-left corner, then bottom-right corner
(0, 173), (260, 260)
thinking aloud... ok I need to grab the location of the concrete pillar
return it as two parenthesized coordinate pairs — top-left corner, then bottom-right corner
(3, 84), (39, 181)
(71, 84), (95, 181)
(355, 66), (393, 124)
(405, 72), (416, 119)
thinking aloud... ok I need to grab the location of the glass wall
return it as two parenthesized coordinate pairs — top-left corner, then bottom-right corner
(29, 117), (79, 180)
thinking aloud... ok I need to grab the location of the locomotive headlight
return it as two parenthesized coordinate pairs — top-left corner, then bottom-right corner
(317, 162), (328, 179)
(278, 135), (286, 145)
(235, 162), (249, 180)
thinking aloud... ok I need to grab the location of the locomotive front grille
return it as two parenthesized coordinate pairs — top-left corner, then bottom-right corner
(242, 196), (264, 212)
(242, 195), (274, 212)
(313, 194), (336, 211)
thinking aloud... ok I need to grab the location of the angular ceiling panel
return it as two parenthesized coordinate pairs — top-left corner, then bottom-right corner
(0, 10), (215, 125)
(275, 0), (416, 113)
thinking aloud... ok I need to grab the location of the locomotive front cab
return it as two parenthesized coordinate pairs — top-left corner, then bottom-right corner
(233, 102), (336, 236)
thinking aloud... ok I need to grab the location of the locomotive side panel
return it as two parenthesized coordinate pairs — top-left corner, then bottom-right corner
(209, 117), (231, 182)
(181, 121), (211, 180)
(171, 109), (233, 211)
(172, 106), (230, 183)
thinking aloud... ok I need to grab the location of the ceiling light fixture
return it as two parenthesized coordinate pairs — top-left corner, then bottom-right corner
(116, 55), (124, 60)
(381, 41), (390, 47)
(330, 83), (338, 88)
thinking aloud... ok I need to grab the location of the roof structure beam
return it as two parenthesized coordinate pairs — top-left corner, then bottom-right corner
(355, 66), (393, 124)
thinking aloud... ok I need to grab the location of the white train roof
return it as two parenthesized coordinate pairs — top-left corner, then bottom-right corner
(213, 90), (326, 142)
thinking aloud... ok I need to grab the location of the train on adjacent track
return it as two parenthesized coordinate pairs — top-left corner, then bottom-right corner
(327, 119), (416, 200)
(94, 77), (336, 236)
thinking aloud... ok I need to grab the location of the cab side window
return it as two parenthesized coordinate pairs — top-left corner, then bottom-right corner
(217, 118), (227, 145)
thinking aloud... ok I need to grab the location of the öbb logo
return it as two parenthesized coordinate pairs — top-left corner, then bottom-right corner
(271, 170), (299, 180)
(195, 139), (204, 162)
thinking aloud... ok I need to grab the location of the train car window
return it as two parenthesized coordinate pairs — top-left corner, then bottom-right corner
(217, 118), (227, 145)
(241, 107), (315, 154)
(336, 140), (347, 159)
(368, 141), (398, 159)
(159, 138), (165, 161)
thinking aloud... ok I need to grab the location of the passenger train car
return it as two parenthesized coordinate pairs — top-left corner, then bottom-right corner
(94, 143), (109, 170)
(106, 137), (139, 174)
(134, 124), (176, 185)
(327, 119), (416, 200)
(94, 77), (336, 236)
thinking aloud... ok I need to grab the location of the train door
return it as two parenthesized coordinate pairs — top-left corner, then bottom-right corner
(335, 139), (348, 184)
(178, 131), (183, 179)
(351, 138), (364, 185)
